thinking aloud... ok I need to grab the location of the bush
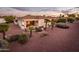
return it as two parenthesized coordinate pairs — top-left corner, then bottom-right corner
(0, 39), (9, 48)
(9, 34), (28, 44)
(56, 23), (69, 29)
(67, 14), (76, 17)
(35, 27), (43, 32)
(8, 35), (19, 42)
(40, 32), (48, 37)
(67, 17), (75, 23)
(17, 34), (28, 44)
(4, 16), (15, 23)
(75, 17), (79, 21)
(56, 18), (66, 23)
(0, 39), (9, 52)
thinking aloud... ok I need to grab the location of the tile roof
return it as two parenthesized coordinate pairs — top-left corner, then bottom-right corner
(17, 15), (57, 19)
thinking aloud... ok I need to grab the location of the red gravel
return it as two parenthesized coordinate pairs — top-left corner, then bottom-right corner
(8, 23), (79, 52)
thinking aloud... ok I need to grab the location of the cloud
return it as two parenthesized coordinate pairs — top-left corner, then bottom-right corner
(0, 7), (78, 17)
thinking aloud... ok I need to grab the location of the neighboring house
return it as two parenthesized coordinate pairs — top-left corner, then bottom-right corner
(0, 18), (6, 23)
(16, 15), (56, 30)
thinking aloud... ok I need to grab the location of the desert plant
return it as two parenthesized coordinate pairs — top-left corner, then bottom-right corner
(59, 14), (65, 18)
(67, 14), (76, 17)
(51, 19), (55, 29)
(40, 32), (48, 37)
(8, 34), (28, 44)
(0, 39), (9, 51)
(57, 18), (66, 23)
(17, 34), (28, 44)
(0, 23), (9, 39)
(29, 26), (33, 38)
(8, 35), (19, 42)
(35, 27), (42, 32)
(44, 19), (50, 30)
(75, 17), (79, 21)
(4, 16), (15, 23)
(0, 39), (9, 48)
(67, 17), (75, 23)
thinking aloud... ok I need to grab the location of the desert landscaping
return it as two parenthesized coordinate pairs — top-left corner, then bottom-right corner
(8, 22), (79, 52)
(0, 7), (79, 52)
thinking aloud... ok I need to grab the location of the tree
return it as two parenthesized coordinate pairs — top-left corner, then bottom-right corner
(29, 26), (33, 38)
(57, 14), (67, 23)
(75, 17), (79, 21)
(75, 14), (79, 21)
(51, 19), (55, 29)
(77, 14), (79, 17)
(44, 19), (50, 30)
(4, 16), (15, 23)
(57, 18), (66, 23)
(59, 14), (64, 18)
(0, 23), (9, 39)
(67, 14), (76, 18)
(67, 17), (75, 23)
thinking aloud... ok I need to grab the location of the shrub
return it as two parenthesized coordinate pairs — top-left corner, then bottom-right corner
(35, 27), (42, 32)
(67, 14), (76, 17)
(67, 17), (75, 23)
(40, 32), (48, 37)
(8, 34), (28, 44)
(17, 34), (28, 44)
(8, 35), (19, 42)
(75, 17), (79, 21)
(0, 39), (9, 51)
(0, 39), (9, 48)
(56, 23), (69, 29)
(56, 18), (66, 23)
(4, 16), (15, 23)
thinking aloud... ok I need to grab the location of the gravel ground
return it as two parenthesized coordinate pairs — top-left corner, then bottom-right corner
(6, 23), (79, 52)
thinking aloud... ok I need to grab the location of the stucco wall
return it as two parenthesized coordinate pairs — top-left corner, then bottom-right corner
(17, 19), (45, 30)
(23, 19), (45, 26)
(17, 19), (26, 30)
(0, 18), (6, 23)
(38, 19), (45, 27)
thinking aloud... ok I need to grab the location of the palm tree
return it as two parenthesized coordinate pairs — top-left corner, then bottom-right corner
(0, 23), (9, 39)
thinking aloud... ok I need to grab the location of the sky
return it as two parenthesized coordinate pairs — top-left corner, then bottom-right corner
(12, 7), (75, 12)
(0, 7), (78, 16)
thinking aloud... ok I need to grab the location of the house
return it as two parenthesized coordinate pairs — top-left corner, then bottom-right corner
(0, 18), (6, 23)
(15, 15), (57, 30)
